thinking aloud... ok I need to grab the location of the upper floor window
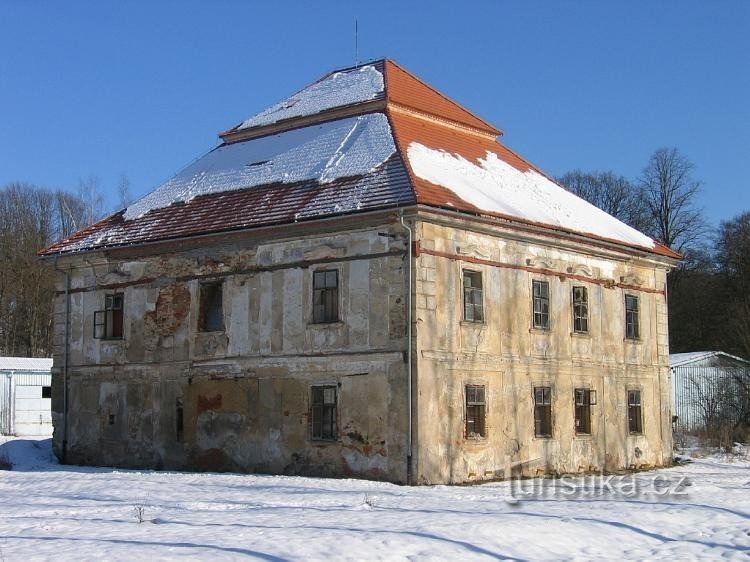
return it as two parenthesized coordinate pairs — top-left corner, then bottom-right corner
(532, 280), (550, 329)
(94, 293), (124, 340)
(463, 270), (484, 323)
(465, 385), (486, 438)
(627, 389), (643, 434)
(313, 270), (339, 324)
(311, 385), (337, 440)
(625, 294), (640, 339)
(534, 386), (552, 437)
(572, 286), (589, 333)
(199, 282), (224, 332)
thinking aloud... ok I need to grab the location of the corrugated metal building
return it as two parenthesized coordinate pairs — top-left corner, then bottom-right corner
(0, 357), (53, 436)
(670, 351), (750, 432)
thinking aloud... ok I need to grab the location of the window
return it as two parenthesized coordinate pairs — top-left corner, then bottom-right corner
(574, 388), (593, 434)
(532, 280), (550, 329)
(94, 293), (124, 339)
(625, 294), (640, 339)
(41, 386), (52, 399)
(534, 386), (552, 437)
(465, 385), (486, 438)
(313, 270), (339, 324)
(572, 286), (589, 333)
(628, 390), (643, 434)
(176, 398), (184, 441)
(199, 282), (224, 332)
(463, 271), (484, 322)
(311, 385), (337, 440)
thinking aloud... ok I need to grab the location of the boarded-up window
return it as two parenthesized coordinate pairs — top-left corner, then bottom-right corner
(628, 389), (643, 434)
(533, 280), (550, 329)
(572, 286), (589, 333)
(199, 282), (224, 332)
(94, 293), (124, 339)
(313, 270), (339, 324)
(574, 388), (592, 434)
(463, 271), (484, 322)
(534, 386), (552, 437)
(311, 385), (337, 440)
(465, 385), (486, 438)
(625, 294), (640, 339)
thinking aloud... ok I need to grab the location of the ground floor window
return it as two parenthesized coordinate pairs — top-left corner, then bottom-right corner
(311, 385), (337, 440)
(628, 389), (643, 434)
(574, 388), (592, 434)
(534, 386), (552, 437)
(465, 385), (486, 438)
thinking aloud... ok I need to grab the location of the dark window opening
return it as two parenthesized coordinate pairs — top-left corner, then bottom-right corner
(176, 398), (184, 441)
(574, 388), (592, 434)
(625, 295), (640, 339)
(463, 271), (484, 323)
(199, 282), (224, 332)
(94, 293), (124, 339)
(465, 385), (486, 438)
(534, 386), (552, 437)
(108, 414), (115, 425)
(628, 390), (643, 434)
(311, 385), (337, 440)
(313, 270), (339, 324)
(573, 286), (589, 333)
(533, 280), (550, 329)
(41, 386), (52, 399)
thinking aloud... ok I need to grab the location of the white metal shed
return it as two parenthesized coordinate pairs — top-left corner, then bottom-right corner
(0, 357), (53, 436)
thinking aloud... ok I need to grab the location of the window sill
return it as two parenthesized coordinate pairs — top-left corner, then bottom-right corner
(624, 338), (643, 345)
(197, 330), (225, 335)
(97, 337), (124, 342)
(529, 327), (551, 335)
(627, 432), (644, 438)
(464, 435), (488, 444)
(308, 321), (345, 328)
(574, 433), (593, 440)
(570, 331), (591, 338)
(533, 435), (554, 441)
(460, 320), (486, 327)
(311, 438), (338, 444)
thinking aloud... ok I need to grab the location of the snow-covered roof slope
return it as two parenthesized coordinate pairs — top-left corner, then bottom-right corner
(0, 357), (53, 372)
(236, 64), (384, 131)
(406, 142), (655, 250)
(670, 351), (750, 367)
(125, 114), (396, 220)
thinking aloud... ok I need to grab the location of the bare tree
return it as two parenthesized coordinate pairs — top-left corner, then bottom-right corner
(557, 170), (646, 230)
(116, 173), (132, 211)
(78, 175), (105, 227)
(0, 182), (91, 357)
(638, 148), (706, 254)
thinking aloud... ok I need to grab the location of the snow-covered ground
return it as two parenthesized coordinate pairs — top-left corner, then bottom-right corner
(0, 436), (748, 561)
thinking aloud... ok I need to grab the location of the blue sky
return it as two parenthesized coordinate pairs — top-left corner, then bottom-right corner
(1, 1), (748, 226)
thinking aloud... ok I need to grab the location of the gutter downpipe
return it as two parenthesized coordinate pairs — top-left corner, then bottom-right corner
(399, 211), (414, 484)
(54, 259), (70, 464)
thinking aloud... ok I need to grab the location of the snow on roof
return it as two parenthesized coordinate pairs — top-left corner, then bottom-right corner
(406, 142), (656, 250)
(0, 357), (53, 372)
(236, 65), (384, 131)
(669, 351), (750, 367)
(124, 113), (396, 220)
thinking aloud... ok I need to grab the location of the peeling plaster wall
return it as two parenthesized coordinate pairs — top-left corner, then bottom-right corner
(50, 222), (410, 483)
(413, 218), (673, 484)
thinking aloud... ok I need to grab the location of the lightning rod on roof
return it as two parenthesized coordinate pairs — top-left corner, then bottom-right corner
(354, 17), (359, 67)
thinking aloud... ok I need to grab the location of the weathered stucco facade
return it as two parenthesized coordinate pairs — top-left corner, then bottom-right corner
(51, 216), (411, 482)
(43, 59), (679, 484)
(49, 208), (673, 484)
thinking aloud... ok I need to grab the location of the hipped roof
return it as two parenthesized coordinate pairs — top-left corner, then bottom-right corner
(40, 59), (679, 260)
